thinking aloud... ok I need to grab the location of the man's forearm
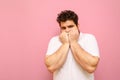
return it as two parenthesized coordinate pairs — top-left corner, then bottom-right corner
(45, 43), (69, 72)
(70, 42), (99, 73)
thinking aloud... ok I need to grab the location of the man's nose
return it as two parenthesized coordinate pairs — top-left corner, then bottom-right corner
(66, 28), (70, 33)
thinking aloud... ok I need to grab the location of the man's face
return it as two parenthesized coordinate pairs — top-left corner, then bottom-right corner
(60, 20), (79, 33)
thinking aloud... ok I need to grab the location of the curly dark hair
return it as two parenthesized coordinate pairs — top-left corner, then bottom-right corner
(56, 10), (78, 26)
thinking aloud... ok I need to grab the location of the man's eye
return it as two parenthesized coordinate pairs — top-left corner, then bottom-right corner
(61, 27), (66, 30)
(68, 25), (74, 28)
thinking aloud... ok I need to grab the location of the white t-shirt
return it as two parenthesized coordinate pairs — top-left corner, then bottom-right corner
(46, 32), (100, 80)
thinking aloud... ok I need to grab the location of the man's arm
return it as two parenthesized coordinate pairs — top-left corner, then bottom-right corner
(45, 32), (69, 73)
(69, 30), (99, 73)
(70, 42), (99, 73)
(45, 43), (69, 73)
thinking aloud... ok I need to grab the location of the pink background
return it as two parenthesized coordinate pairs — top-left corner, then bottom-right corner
(0, 0), (120, 80)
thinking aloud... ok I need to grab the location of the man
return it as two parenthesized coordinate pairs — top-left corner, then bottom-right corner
(45, 10), (100, 80)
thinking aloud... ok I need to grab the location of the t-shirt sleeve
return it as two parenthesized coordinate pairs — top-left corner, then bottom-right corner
(46, 37), (61, 56)
(84, 34), (100, 57)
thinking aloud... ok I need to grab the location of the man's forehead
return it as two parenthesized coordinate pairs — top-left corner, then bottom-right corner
(60, 21), (75, 26)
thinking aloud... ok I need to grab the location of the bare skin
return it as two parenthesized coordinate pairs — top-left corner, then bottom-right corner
(69, 29), (99, 73)
(45, 32), (69, 73)
(45, 20), (99, 73)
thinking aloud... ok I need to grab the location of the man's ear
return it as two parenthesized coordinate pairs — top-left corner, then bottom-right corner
(77, 24), (80, 33)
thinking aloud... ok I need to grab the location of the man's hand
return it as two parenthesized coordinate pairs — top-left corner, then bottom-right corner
(69, 30), (79, 44)
(59, 32), (69, 44)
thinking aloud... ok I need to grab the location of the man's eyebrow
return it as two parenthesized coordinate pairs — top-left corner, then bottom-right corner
(61, 26), (66, 28)
(68, 25), (74, 27)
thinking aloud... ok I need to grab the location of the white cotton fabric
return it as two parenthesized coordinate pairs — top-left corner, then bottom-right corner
(46, 32), (100, 80)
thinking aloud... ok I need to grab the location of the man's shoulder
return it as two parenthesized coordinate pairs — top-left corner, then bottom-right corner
(81, 32), (96, 38)
(80, 32), (96, 40)
(49, 35), (59, 42)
